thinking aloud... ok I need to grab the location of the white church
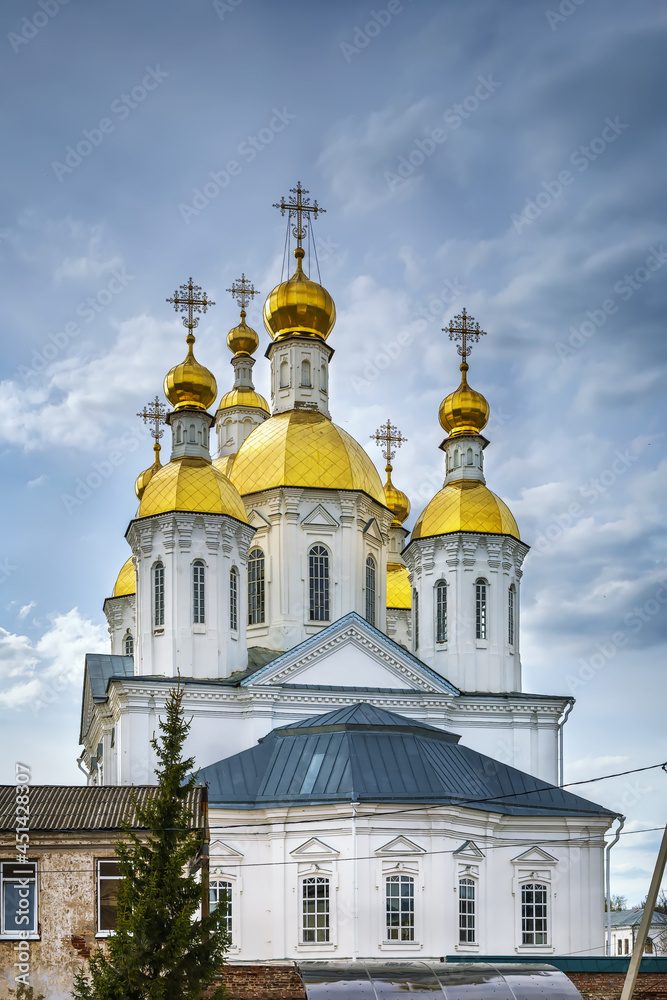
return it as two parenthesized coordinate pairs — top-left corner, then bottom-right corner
(79, 184), (616, 960)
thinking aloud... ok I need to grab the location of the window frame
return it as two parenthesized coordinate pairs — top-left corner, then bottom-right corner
(153, 561), (165, 628)
(247, 548), (266, 626)
(123, 631), (134, 657)
(301, 875), (331, 944)
(413, 589), (419, 650)
(0, 861), (38, 939)
(508, 584), (515, 646)
(475, 579), (487, 641)
(458, 876), (476, 944)
(365, 554), (377, 627)
(229, 566), (239, 632)
(435, 580), (447, 643)
(193, 560), (206, 625)
(210, 878), (233, 941)
(385, 873), (415, 943)
(308, 544), (330, 623)
(96, 858), (124, 937)
(520, 881), (550, 947)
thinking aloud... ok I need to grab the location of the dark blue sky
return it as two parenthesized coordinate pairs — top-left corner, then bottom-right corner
(0, 0), (665, 903)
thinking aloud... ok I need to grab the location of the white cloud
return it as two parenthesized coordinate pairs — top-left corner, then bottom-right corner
(18, 603), (35, 619)
(26, 474), (47, 488)
(568, 755), (630, 774)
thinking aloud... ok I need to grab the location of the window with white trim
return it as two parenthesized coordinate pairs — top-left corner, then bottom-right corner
(97, 859), (123, 934)
(459, 877), (476, 943)
(210, 879), (233, 938)
(193, 560), (205, 624)
(475, 580), (487, 640)
(301, 359), (312, 386)
(302, 876), (330, 943)
(508, 585), (515, 646)
(124, 632), (134, 656)
(385, 874), (414, 941)
(230, 567), (238, 631)
(365, 555), (377, 626)
(521, 882), (548, 945)
(413, 590), (419, 650)
(1, 861), (37, 937)
(153, 562), (165, 627)
(248, 548), (265, 625)
(436, 581), (447, 643)
(309, 545), (330, 622)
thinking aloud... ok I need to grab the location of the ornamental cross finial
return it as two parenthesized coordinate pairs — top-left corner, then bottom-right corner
(370, 419), (408, 465)
(443, 307), (487, 363)
(137, 396), (167, 443)
(226, 273), (259, 311)
(166, 277), (215, 333)
(273, 181), (325, 250)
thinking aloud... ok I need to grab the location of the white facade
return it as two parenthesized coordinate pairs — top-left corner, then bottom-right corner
(268, 336), (333, 417)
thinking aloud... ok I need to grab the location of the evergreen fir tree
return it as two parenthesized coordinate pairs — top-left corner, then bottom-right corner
(72, 682), (227, 1000)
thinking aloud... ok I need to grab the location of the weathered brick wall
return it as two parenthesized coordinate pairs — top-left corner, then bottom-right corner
(203, 963), (306, 1000)
(567, 972), (667, 1000)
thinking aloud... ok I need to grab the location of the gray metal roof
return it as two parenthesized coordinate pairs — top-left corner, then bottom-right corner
(199, 702), (615, 818)
(608, 908), (667, 928)
(0, 785), (203, 832)
(86, 653), (134, 701)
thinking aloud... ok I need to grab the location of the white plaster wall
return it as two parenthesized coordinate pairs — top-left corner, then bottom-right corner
(104, 593), (136, 655)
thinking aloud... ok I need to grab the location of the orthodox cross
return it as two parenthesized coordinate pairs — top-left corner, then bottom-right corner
(370, 420), (408, 467)
(273, 181), (325, 249)
(137, 396), (167, 442)
(226, 273), (260, 312)
(443, 307), (487, 362)
(166, 277), (215, 333)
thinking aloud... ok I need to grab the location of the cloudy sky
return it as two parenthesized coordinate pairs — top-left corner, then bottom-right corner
(0, 0), (665, 907)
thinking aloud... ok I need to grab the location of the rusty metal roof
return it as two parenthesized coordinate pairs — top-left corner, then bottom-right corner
(0, 785), (204, 832)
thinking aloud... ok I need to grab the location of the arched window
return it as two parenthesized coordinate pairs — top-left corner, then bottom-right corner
(436, 581), (447, 643)
(466, 447), (473, 465)
(459, 877), (476, 943)
(508, 585), (515, 646)
(320, 363), (328, 393)
(365, 555), (376, 626)
(193, 560), (205, 624)
(210, 880), (233, 938)
(153, 562), (164, 627)
(280, 359), (290, 388)
(189, 423), (196, 443)
(176, 423), (182, 444)
(475, 580), (487, 640)
(413, 589), (419, 650)
(302, 876), (330, 943)
(248, 548), (265, 625)
(521, 882), (548, 945)
(300, 359), (311, 386)
(229, 567), (238, 631)
(386, 874), (414, 941)
(309, 545), (330, 621)
(124, 632), (134, 657)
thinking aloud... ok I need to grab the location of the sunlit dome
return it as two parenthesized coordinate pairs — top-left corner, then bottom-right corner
(411, 480), (520, 541)
(113, 557), (136, 597)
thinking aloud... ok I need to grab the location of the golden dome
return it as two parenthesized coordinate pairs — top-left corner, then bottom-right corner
(387, 562), (411, 609)
(138, 456), (248, 522)
(230, 409), (385, 503)
(383, 465), (410, 527)
(412, 480), (519, 541)
(212, 454), (235, 477)
(227, 310), (260, 357)
(164, 334), (217, 412)
(439, 362), (489, 437)
(217, 387), (270, 414)
(263, 248), (336, 342)
(135, 443), (162, 500)
(113, 556), (136, 597)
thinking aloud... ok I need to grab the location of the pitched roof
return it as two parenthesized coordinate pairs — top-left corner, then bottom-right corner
(199, 702), (615, 818)
(0, 785), (204, 832)
(80, 653), (135, 742)
(609, 908), (667, 928)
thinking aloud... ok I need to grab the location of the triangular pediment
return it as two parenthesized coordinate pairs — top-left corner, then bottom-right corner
(301, 504), (339, 529)
(376, 835), (425, 856)
(248, 509), (271, 530)
(453, 840), (485, 860)
(290, 837), (340, 858)
(241, 614), (459, 695)
(512, 846), (558, 865)
(362, 517), (384, 541)
(210, 840), (244, 860)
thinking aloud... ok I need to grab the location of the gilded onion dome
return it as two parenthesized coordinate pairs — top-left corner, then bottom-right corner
(164, 333), (217, 412)
(113, 556), (136, 597)
(383, 464), (410, 527)
(227, 309), (260, 357)
(138, 457), (248, 522)
(230, 409), (385, 503)
(263, 247), (336, 342)
(386, 563), (411, 610)
(411, 480), (520, 541)
(217, 387), (270, 415)
(439, 362), (490, 437)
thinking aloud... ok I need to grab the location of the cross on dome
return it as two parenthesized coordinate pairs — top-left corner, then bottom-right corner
(166, 277), (215, 334)
(370, 420), (408, 465)
(136, 396), (167, 443)
(226, 273), (260, 311)
(273, 181), (325, 250)
(444, 307), (487, 363)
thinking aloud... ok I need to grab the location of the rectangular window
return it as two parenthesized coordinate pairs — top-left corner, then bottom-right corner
(309, 546), (330, 622)
(154, 563), (165, 627)
(193, 562), (205, 624)
(302, 877), (329, 943)
(365, 557), (376, 627)
(230, 569), (238, 631)
(248, 549), (265, 625)
(521, 882), (548, 945)
(508, 586), (515, 646)
(459, 877), (476, 944)
(386, 874), (414, 942)
(98, 859), (123, 933)
(475, 581), (487, 640)
(413, 591), (419, 650)
(210, 879), (233, 939)
(436, 582), (447, 643)
(1, 862), (37, 937)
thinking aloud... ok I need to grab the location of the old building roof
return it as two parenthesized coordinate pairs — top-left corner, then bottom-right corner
(199, 702), (616, 818)
(0, 785), (203, 832)
(609, 908), (667, 928)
